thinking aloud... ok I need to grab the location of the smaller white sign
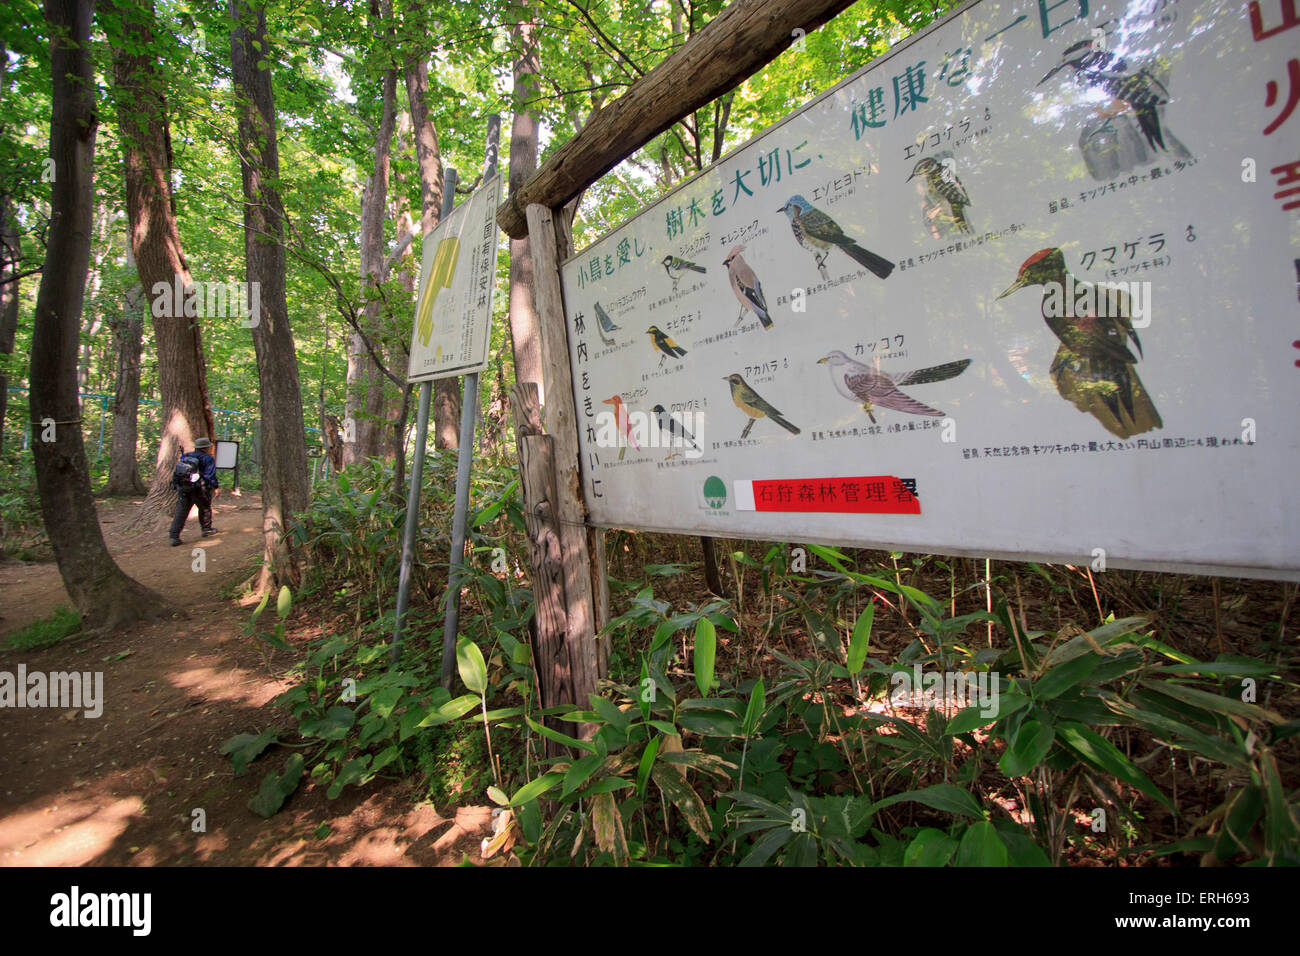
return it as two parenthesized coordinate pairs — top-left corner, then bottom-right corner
(407, 173), (503, 383)
(214, 440), (239, 469)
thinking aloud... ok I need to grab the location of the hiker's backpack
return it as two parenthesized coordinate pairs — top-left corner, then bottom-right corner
(172, 451), (203, 489)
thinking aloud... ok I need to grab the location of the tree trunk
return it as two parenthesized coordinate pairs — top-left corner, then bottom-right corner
(102, 271), (148, 496)
(344, 12), (398, 467)
(230, 0), (310, 591)
(404, 43), (459, 450)
(389, 201), (417, 495)
(0, 194), (19, 457)
(506, 13), (543, 400)
(30, 0), (172, 630)
(109, 0), (215, 529)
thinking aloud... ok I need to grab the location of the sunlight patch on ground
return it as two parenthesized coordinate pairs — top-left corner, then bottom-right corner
(0, 795), (143, 866)
(168, 660), (286, 708)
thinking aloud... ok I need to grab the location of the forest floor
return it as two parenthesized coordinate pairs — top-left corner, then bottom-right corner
(0, 494), (490, 866)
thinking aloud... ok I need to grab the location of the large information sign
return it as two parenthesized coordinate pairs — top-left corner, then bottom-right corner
(408, 173), (503, 382)
(559, 0), (1300, 579)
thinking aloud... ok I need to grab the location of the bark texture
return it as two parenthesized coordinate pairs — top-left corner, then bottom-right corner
(230, 0), (310, 590)
(30, 0), (172, 629)
(102, 275), (148, 496)
(110, 0), (214, 527)
(506, 14), (543, 401)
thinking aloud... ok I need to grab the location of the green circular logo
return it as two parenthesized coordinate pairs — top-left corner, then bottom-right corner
(703, 475), (727, 509)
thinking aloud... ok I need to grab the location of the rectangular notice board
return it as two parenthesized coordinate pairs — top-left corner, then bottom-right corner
(558, 0), (1300, 579)
(407, 173), (503, 382)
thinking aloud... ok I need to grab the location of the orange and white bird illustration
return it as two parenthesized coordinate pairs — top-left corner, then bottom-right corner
(602, 394), (640, 460)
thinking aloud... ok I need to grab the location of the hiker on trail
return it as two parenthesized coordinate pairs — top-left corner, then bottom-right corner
(169, 437), (220, 546)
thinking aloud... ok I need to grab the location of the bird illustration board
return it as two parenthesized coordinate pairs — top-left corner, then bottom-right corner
(997, 247), (1162, 439)
(661, 255), (706, 291)
(818, 350), (971, 424)
(723, 245), (773, 329)
(593, 301), (619, 347)
(777, 195), (894, 281)
(724, 373), (800, 439)
(908, 158), (973, 235)
(646, 325), (687, 366)
(602, 394), (640, 460)
(650, 404), (699, 460)
(1039, 38), (1191, 171)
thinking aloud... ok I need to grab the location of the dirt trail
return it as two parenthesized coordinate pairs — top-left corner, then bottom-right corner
(0, 494), (490, 866)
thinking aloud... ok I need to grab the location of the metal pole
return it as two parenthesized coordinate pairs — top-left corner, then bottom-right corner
(440, 114), (499, 687)
(391, 166), (459, 665)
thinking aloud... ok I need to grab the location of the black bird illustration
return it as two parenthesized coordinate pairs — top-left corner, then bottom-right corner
(777, 195), (894, 281)
(593, 301), (619, 347)
(723, 244), (773, 329)
(908, 158), (973, 234)
(998, 248), (1161, 438)
(651, 403), (699, 459)
(661, 255), (706, 291)
(646, 325), (687, 366)
(725, 373), (800, 439)
(1039, 39), (1174, 154)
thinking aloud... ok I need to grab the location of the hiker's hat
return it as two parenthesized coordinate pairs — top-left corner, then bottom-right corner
(193, 437), (213, 449)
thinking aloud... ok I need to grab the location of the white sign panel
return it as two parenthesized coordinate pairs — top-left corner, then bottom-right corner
(407, 173), (503, 382)
(560, 0), (1300, 579)
(214, 440), (239, 470)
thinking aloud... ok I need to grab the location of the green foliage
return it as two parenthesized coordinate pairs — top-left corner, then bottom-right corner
(5, 604), (80, 651)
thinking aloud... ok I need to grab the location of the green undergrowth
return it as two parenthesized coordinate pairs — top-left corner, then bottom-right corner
(221, 460), (1300, 866)
(5, 605), (82, 651)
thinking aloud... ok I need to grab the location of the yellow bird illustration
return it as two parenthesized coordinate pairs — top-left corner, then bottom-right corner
(415, 236), (460, 347)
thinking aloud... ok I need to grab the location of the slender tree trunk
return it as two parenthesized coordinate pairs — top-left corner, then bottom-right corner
(30, 0), (172, 629)
(102, 269), (148, 496)
(507, 13), (543, 402)
(389, 196), (417, 495)
(230, 0), (310, 591)
(0, 195), (19, 457)
(404, 42), (459, 449)
(78, 201), (110, 393)
(109, 0), (215, 529)
(0, 43), (16, 459)
(344, 7), (397, 467)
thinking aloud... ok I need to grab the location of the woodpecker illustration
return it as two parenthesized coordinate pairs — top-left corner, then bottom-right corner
(593, 301), (619, 347)
(997, 248), (1161, 439)
(651, 403), (699, 459)
(1039, 39), (1175, 154)
(602, 394), (639, 460)
(818, 350), (971, 424)
(723, 244), (772, 329)
(907, 158), (973, 234)
(777, 195), (894, 281)
(646, 325), (687, 366)
(724, 373), (800, 439)
(661, 255), (706, 291)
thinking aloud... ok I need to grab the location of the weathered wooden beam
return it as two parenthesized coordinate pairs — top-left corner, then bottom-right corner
(511, 382), (570, 707)
(496, 0), (858, 239)
(524, 203), (601, 722)
(591, 527), (611, 678)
